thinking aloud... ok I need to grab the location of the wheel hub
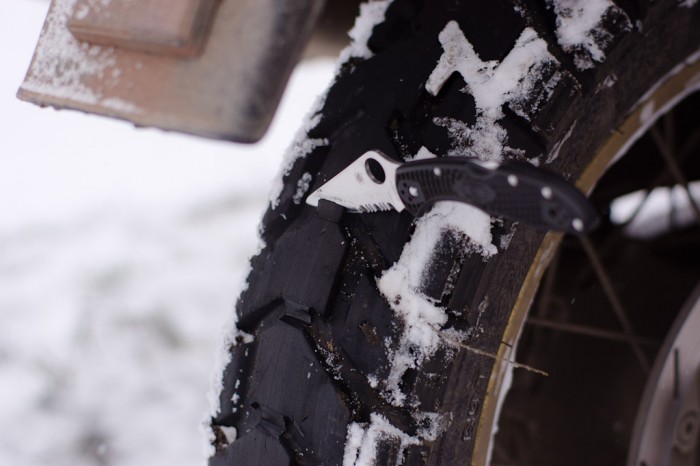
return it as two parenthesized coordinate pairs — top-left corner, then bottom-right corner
(629, 285), (700, 466)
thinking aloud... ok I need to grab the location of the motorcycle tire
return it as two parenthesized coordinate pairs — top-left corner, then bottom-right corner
(208, 0), (700, 464)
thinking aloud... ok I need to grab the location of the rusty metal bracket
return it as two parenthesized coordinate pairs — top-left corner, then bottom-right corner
(18, 0), (326, 143)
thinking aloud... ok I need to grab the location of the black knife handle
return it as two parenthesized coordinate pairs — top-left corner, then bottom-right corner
(395, 158), (599, 234)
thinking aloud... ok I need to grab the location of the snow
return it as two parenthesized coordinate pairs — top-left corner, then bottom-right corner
(342, 414), (420, 466)
(1, 2), (335, 465)
(433, 116), (509, 162)
(427, 21), (559, 161)
(343, 422), (368, 466)
(20, 0), (127, 108)
(602, 73), (618, 88)
(0, 211), (259, 465)
(415, 411), (449, 441)
(101, 96), (143, 113)
(343, 411), (449, 466)
(219, 426), (237, 444)
(269, 113), (329, 208)
(549, 0), (631, 70)
(339, 0), (393, 62)
(292, 172), (313, 204)
(377, 201), (496, 406)
(547, 121), (576, 163)
(428, 24), (553, 120)
(270, 0), (394, 208)
(406, 146), (437, 162)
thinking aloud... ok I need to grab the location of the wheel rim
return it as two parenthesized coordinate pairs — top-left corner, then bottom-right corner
(629, 285), (700, 466)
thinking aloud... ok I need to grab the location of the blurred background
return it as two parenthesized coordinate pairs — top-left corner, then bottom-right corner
(0, 1), (337, 464)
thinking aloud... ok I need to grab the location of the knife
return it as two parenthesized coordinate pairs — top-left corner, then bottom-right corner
(306, 150), (599, 234)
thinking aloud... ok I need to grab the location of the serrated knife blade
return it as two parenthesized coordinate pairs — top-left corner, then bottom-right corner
(306, 151), (406, 213)
(306, 150), (600, 234)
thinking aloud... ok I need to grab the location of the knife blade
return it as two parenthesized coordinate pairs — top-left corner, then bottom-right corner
(306, 150), (599, 234)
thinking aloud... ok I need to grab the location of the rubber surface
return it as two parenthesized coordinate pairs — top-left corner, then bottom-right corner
(208, 1), (700, 464)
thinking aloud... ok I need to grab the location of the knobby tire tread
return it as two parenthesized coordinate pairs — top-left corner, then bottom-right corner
(208, 0), (700, 464)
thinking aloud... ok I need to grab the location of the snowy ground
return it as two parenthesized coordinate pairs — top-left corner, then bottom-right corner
(0, 2), (335, 465)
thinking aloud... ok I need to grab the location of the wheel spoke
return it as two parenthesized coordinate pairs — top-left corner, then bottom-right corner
(650, 124), (700, 226)
(526, 317), (659, 347)
(578, 235), (651, 373)
(677, 121), (700, 162)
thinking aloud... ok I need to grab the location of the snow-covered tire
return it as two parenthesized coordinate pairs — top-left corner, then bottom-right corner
(208, 0), (700, 464)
